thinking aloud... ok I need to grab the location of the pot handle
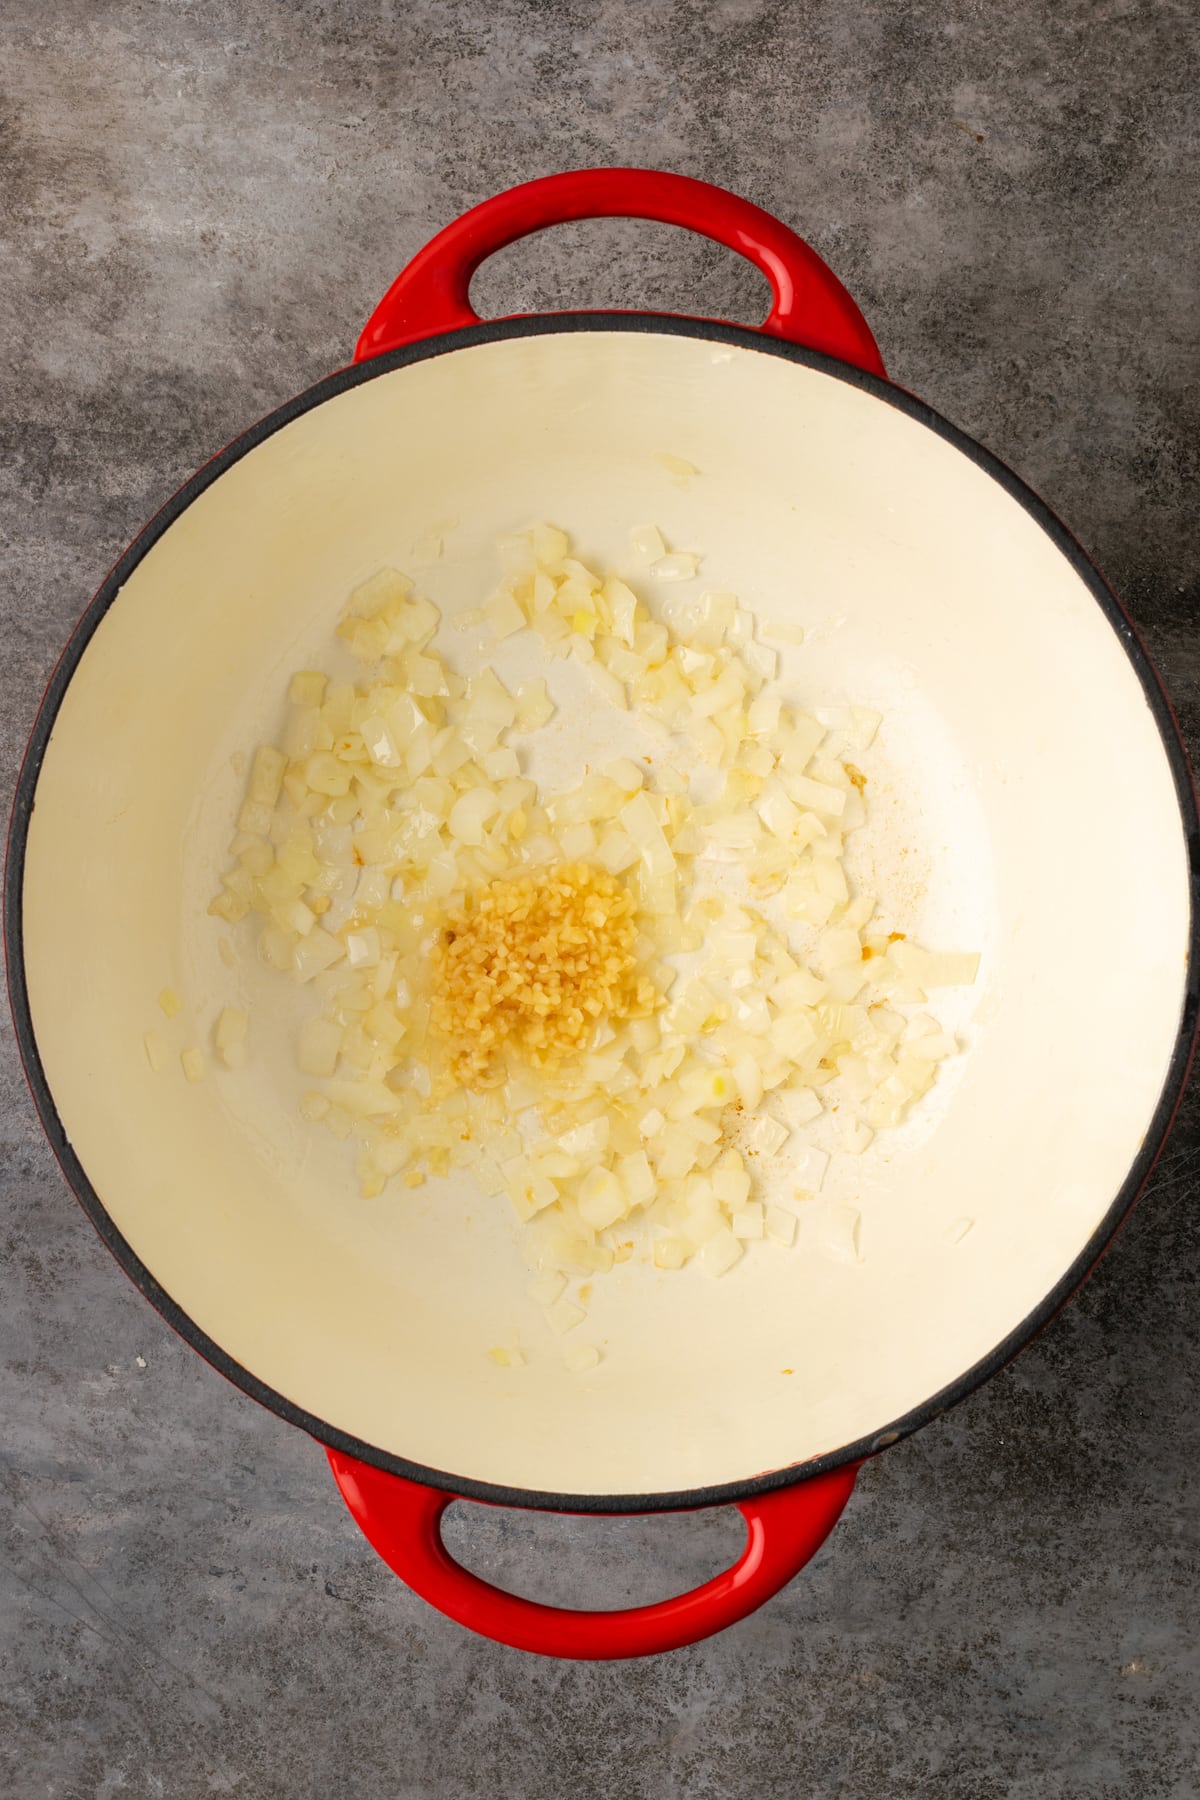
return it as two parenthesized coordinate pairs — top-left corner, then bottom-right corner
(355, 167), (885, 376)
(326, 1447), (860, 1660)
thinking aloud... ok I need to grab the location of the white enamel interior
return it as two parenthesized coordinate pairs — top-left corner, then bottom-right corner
(22, 330), (1191, 1498)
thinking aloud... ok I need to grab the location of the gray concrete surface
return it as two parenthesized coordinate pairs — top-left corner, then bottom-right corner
(2, 2), (1199, 1795)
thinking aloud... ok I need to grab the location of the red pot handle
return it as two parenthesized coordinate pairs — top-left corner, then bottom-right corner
(355, 167), (885, 376)
(327, 1447), (861, 1660)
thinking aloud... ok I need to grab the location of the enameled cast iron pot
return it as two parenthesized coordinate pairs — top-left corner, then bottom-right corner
(6, 170), (1198, 1660)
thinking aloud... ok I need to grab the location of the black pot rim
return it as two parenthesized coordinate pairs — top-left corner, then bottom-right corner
(6, 311), (1199, 1516)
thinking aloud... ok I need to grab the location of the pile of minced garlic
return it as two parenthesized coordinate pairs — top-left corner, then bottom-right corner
(205, 521), (977, 1366)
(432, 865), (651, 1084)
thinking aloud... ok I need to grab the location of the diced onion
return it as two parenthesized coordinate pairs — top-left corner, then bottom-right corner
(579, 1167), (627, 1230)
(784, 773), (846, 817)
(289, 671), (327, 707)
(792, 1144), (829, 1192)
(293, 929), (344, 982)
(484, 588), (527, 639)
(630, 524), (666, 564)
(546, 1297), (585, 1335)
(653, 1236), (689, 1269)
(732, 1203), (764, 1240)
(652, 552), (701, 582)
(698, 1228), (743, 1277)
(527, 1269), (566, 1307)
(211, 518), (978, 1360)
(712, 1166), (750, 1208)
(820, 1203), (862, 1264)
(448, 788), (503, 846)
(764, 1204), (797, 1246)
(215, 1007), (249, 1069)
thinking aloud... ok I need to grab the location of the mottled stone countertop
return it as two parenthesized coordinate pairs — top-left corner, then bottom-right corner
(2, 3), (1197, 1796)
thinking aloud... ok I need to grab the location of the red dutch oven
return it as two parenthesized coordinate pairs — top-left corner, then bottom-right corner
(6, 169), (1198, 1659)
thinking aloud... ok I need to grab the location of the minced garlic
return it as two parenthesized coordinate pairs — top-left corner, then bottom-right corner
(431, 862), (652, 1083)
